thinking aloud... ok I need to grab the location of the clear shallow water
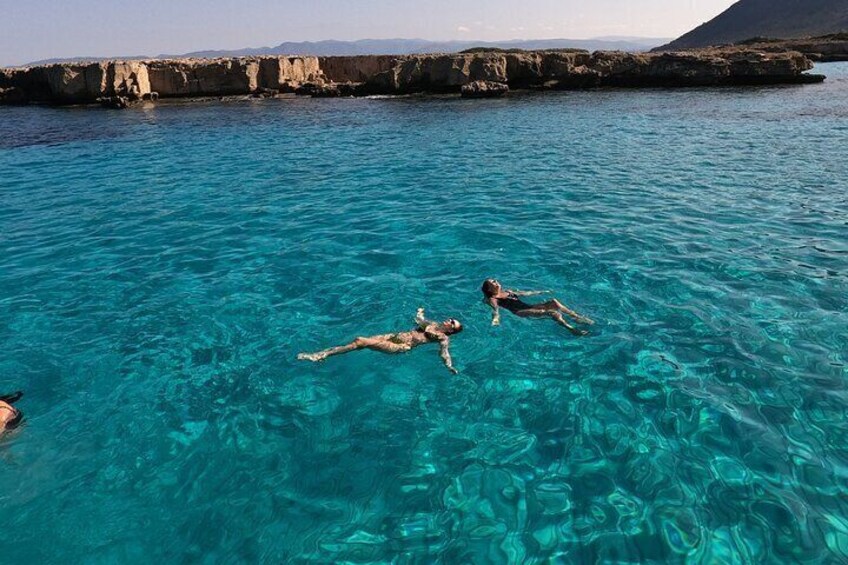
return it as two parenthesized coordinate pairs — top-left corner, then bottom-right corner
(0, 63), (846, 563)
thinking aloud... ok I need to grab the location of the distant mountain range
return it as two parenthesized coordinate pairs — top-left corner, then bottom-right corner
(657, 0), (848, 50)
(24, 37), (670, 66)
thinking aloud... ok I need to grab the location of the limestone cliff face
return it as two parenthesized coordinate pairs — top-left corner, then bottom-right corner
(259, 57), (323, 89)
(110, 62), (151, 99)
(45, 63), (108, 103)
(147, 59), (260, 97)
(0, 49), (823, 107)
(0, 61), (151, 104)
(369, 53), (509, 92)
(364, 49), (816, 93)
(591, 50), (814, 87)
(0, 56), (323, 104)
(318, 56), (399, 84)
(146, 57), (324, 98)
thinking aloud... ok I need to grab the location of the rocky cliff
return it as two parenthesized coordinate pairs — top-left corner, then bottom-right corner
(358, 49), (821, 92)
(727, 34), (848, 62)
(0, 49), (824, 107)
(317, 56), (400, 84)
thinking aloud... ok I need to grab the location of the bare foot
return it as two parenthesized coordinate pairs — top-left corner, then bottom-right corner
(297, 353), (325, 362)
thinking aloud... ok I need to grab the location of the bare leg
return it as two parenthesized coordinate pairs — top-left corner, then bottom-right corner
(298, 338), (368, 362)
(551, 312), (588, 336)
(516, 308), (587, 336)
(548, 299), (594, 325)
(298, 336), (411, 362)
(360, 339), (412, 354)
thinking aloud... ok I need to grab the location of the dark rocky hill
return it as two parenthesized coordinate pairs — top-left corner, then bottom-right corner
(657, 0), (848, 50)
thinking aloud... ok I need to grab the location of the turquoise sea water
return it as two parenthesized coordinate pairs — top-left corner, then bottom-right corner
(1, 63), (847, 563)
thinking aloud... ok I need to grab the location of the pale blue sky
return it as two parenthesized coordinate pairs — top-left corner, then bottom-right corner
(0, 0), (736, 66)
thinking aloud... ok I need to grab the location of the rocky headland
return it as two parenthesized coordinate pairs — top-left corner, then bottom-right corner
(656, 0), (848, 52)
(727, 34), (848, 62)
(0, 48), (824, 108)
(655, 33), (848, 62)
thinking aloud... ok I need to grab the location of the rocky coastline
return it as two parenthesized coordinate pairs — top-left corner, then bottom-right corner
(655, 34), (848, 63)
(730, 34), (848, 62)
(0, 48), (825, 108)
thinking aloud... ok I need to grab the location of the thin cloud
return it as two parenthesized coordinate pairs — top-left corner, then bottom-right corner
(457, 25), (471, 33)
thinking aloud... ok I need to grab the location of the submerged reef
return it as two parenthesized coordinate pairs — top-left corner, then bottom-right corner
(0, 48), (825, 108)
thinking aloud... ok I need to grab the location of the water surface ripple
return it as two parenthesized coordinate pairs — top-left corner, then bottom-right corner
(1, 64), (847, 563)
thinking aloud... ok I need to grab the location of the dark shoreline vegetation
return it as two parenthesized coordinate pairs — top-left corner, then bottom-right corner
(0, 48), (826, 109)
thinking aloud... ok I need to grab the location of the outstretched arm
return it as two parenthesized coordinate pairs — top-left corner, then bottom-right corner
(416, 307), (432, 328)
(509, 289), (551, 297)
(486, 297), (501, 326)
(438, 337), (458, 374)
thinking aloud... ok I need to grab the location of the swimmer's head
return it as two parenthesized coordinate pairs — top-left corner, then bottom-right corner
(441, 318), (463, 335)
(481, 279), (501, 297)
(0, 400), (22, 433)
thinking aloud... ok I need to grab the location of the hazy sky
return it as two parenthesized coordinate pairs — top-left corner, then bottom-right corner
(0, 0), (737, 66)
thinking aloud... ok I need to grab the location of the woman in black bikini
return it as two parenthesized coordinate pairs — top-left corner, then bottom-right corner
(298, 309), (463, 374)
(0, 391), (24, 435)
(482, 279), (593, 335)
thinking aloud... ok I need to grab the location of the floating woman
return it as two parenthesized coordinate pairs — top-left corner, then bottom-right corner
(481, 279), (593, 335)
(298, 309), (463, 374)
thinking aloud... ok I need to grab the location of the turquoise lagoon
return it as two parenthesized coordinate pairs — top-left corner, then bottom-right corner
(0, 64), (847, 563)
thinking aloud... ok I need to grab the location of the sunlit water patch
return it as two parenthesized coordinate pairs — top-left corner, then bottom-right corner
(0, 63), (847, 563)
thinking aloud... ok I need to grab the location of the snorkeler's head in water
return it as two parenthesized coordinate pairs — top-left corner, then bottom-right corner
(0, 391), (24, 434)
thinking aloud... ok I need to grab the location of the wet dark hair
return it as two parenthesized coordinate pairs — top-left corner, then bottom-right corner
(481, 279), (499, 297)
(0, 391), (22, 404)
(5, 409), (23, 430)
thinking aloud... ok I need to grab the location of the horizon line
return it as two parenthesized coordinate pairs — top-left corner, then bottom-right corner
(13, 36), (674, 67)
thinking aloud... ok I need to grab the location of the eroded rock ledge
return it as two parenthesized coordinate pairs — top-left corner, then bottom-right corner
(0, 49), (824, 107)
(727, 34), (848, 63)
(655, 33), (848, 63)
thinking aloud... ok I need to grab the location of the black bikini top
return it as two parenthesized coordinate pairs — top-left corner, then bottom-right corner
(497, 291), (523, 303)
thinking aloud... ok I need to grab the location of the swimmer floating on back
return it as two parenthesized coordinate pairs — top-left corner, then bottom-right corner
(481, 279), (593, 335)
(0, 391), (24, 435)
(298, 309), (463, 374)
